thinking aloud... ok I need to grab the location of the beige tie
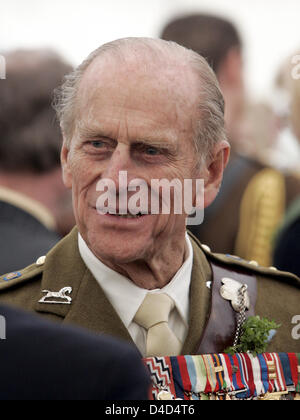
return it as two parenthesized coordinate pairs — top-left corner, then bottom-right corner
(134, 293), (182, 357)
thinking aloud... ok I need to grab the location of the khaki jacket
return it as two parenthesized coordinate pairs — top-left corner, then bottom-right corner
(0, 228), (299, 353)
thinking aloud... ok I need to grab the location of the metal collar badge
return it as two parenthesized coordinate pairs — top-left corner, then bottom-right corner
(38, 287), (73, 305)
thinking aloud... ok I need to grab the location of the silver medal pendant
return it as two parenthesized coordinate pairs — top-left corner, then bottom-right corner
(220, 278), (250, 312)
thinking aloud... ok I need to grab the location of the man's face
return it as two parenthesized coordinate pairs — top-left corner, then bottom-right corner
(62, 55), (205, 264)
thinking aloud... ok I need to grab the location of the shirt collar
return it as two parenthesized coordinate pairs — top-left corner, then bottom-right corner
(78, 233), (193, 328)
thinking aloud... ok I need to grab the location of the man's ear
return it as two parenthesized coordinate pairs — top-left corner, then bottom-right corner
(61, 140), (73, 189)
(203, 140), (230, 208)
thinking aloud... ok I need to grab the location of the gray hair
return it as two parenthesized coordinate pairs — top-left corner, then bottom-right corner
(53, 37), (227, 162)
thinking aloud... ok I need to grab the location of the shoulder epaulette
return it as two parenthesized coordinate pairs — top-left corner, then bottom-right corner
(0, 255), (46, 291)
(201, 243), (300, 287)
(188, 231), (300, 287)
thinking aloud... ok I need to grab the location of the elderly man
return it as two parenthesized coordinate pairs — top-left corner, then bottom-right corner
(0, 38), (299, 355)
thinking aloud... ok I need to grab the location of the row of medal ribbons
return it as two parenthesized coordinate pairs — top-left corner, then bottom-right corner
(144, 353), (300, 400)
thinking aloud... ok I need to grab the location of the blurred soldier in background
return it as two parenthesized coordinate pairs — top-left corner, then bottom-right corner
(265, 63), (300, 173)
(273, 51), (300, 277)
(161, 14), (245, 150)
(161, 14), (300, 267)
(0, 50), (75, 274)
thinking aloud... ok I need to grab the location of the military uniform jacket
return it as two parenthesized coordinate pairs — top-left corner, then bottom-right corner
(0, 228), (299, 353)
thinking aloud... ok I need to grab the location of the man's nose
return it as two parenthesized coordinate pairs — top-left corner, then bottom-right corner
(101, 144), (132, 188)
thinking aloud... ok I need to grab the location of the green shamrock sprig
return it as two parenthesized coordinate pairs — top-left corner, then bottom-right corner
(224, 316), (281, 356)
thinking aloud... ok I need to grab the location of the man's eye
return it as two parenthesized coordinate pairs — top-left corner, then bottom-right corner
(91, 140), (105, 148)
(145, 147), (160, 156)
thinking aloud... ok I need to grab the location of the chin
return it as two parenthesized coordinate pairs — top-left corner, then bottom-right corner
(95, 246), (147, 265)
(87, 231), (152, 264)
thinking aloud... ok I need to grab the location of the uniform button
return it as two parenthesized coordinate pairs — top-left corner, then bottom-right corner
(202, 244), (211, 253)
(36, 256), (46, 266)
(249, 260), (259, 266)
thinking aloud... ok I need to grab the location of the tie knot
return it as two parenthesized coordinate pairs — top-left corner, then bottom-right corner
(134, 293), (175, 330)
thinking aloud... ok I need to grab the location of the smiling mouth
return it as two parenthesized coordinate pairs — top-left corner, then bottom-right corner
(108, 212), (147, 219)
(94, 207), (149, 218)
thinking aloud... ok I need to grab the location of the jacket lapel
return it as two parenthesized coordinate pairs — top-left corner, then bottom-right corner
(181, 235), (212, 354)
(34, 228), (85, 318)
(65, 267), (133, 343)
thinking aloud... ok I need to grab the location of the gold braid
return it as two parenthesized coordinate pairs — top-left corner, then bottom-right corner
(234, 168), (285, 266)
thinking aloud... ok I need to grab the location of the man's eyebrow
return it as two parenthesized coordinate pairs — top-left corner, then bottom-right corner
(131, 138), (178, 153)
(132, 128), (179, 148)
(77, 124), (114, 139)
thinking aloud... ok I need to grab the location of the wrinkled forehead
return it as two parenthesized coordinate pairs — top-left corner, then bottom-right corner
(77, 52), (200, 119)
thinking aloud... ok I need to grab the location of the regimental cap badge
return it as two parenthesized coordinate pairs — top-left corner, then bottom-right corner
(38, 287), (73, 305)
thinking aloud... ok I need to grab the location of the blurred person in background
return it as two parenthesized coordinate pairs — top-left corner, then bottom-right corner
(273, 50), (300, 277)
(0, 50), (75, 274)
(239, 102), (280, 160)
(266, 63), (300, 173)
(161, 14), (245, 151)
(0, 303), (150, 400)
(161, 14), (300, 267)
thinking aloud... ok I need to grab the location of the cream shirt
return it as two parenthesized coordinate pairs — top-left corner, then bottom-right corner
(78, 233), (193, 356)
